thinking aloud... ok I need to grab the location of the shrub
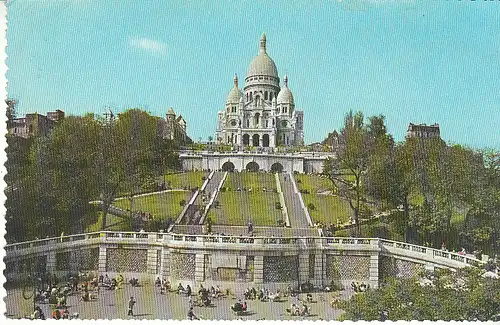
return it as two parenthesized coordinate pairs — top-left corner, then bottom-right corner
(275, 202), (282, 210)
(296, 179), (302, 183)
(307, 203), (315, 211)
(300, 189), (310, 194)
(179, 199), (186, 206)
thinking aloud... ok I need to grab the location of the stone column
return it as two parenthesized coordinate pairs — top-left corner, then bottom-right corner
(313, 253), (323, 287)
(253, 255), (264, 284)
(147, 249), (159, 275)
(160, 248), (170, 279)
(194, 254), (205, 284)
(46, 251), (57, 274)
(98, 244), (107, 274)
(298, 254), (309, 284)
(369, 253), (379, 289)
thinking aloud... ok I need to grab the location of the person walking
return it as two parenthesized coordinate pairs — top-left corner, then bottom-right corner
(128, 297), (136, 316)
(187, 306), (199, 320)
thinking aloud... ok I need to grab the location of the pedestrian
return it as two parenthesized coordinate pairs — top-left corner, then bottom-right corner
(248, 221), (253, 234)
(128, 296), (136, 316)
(187, 306), (199, 320)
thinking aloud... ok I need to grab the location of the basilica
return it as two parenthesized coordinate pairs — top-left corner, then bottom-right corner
(215, 33), (304, 149)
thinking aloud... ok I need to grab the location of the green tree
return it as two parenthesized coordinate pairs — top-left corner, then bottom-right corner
(324, 112), (391, 235)
(339, 268), (500, 321)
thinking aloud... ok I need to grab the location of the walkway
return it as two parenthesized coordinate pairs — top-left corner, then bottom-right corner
(278, 173), (311, 228)
(184, 172), (225, 225)
(171, 224), (318, 237)
(5, 284), (349, 320)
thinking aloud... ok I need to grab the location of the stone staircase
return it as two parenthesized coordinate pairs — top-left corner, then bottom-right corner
(278, 173), (312, 228)
(199, 171), (227, 224)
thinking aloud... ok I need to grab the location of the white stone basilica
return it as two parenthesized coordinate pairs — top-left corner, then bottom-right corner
(216, 33), (304, 149)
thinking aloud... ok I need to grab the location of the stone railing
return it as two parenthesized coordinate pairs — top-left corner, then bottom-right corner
(5, 232), (484, 269)
(379, 239), (483, 267)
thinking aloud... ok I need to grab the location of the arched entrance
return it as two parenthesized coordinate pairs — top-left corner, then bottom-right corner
(262, 134), (270, 147)
(246, 161), (260, 172)
(270, 162), (284, 173)
(252, 134), (260, 147)
(243, 134), (250, 146)
(221, 161), (235, 172)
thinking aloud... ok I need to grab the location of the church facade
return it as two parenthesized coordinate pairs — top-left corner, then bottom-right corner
(215, 33), (304, 149)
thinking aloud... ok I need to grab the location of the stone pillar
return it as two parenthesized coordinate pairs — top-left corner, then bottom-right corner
(321, 253), (327, 285)
(46, 251), (57, 274)
(253, 255), (264, 284)
(313, 253), (323, 287)
(147, 249), (159, 275)
(194, 254), (205, 284)
(160, 248), (170, 279)
(98, 244), (107, 274)
(369, 253), (379, 289)
(298, 254), (309, 284)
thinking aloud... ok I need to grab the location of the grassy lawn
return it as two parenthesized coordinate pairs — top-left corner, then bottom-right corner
(301, 194), (351, 226)
(210, 191), (282, 226)
(159, 171), (208, 189)
(294, 174), (332, 193)
(85, 212), (130, 232)
(224, 172), (277, 191)
(113, 191), (193, 221)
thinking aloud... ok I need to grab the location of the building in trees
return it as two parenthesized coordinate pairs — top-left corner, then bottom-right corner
(159, 106), (190, 144)
(8, 110), (65, 138)
(215, 33), (304, 149)
(406, 123), (440, 139)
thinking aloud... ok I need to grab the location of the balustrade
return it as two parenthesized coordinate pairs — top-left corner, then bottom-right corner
(5, 232), (484, 269)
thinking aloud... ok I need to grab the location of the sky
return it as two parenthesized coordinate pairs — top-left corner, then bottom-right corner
(6, 0), (500, 150)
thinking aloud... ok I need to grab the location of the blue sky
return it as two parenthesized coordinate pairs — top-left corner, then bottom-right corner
(6, 0), (500, 149)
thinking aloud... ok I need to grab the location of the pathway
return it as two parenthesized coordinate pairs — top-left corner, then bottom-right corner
(279, 173), (311, 228)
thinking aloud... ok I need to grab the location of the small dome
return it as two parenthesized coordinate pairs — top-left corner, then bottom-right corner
(227, 74), (243, 103)
(246, 33), (279, 79)
(277, 75), (294, 104)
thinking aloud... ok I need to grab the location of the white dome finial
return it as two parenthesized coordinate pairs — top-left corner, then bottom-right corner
(259, 32), (267, 54)
(234, 73), (238, 87)
(284, 74), (288, 87)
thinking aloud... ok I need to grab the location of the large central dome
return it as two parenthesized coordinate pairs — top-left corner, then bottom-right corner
(246, 33), (279, 79)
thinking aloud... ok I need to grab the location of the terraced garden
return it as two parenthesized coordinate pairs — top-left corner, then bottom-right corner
(295, 174), (351, 225)
(207, 172), (282, 226)
(113, 191), (193, 221)
(159, 171), (208, 189)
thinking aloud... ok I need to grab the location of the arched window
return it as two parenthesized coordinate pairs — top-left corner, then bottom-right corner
(246, 120), (250, 128)
(250, 93), (253, 101)
(264, 91), (268, 100)
(270, 92), (273, 101)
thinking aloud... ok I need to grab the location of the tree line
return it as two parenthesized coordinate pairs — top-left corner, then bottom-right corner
(6, 108), (181, 243)
(323, 111), (500, 256)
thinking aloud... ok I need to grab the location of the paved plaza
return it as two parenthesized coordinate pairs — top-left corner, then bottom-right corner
(5, 283), (351, 320)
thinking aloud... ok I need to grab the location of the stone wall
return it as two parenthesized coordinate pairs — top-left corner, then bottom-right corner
(326, 254), (370, 281)
(379, 256), (424, 281)
(106, 248), (148, 273)
(170, 252), (196, 280)
(17, 255), (47, 274)
(263, 256), (298, 282)
(204, 254), (254, 282)
(56, 248), (98, 271)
